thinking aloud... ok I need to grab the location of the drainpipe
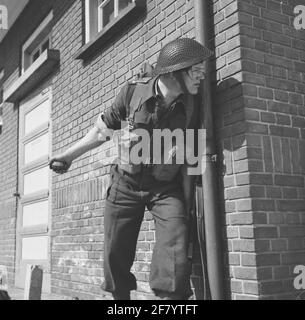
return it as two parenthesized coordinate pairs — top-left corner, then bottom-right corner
(194, 0), (225, 300)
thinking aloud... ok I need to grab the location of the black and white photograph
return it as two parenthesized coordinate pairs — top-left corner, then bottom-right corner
(0, 0), (305, 306)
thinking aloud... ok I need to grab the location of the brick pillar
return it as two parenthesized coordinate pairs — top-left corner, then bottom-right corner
(212, 0), (305, 299)
(238, 0), (305, 300)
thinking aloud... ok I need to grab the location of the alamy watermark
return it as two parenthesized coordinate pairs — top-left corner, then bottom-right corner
(294, 265), (305, 289)
(294, 5), (305, 30)
(294, 265), (305, 299)
(0, 5), (8, 30)
(97, 122), (207, 176)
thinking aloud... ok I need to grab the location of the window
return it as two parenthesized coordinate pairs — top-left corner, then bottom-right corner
(32, 50), (40, 63)
(85, 0), (138, 43)
(97, 0), (133, 31)
(77, 0), (144, 59)
(22, 11), (53, 73)
(98, 0), (115, 31)
(30, 37), (50, 64)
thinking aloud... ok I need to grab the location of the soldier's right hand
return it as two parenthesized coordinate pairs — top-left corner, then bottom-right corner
(49, 155), (72, 174)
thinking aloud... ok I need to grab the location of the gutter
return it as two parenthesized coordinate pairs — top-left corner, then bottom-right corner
(194, 0), (225, 300)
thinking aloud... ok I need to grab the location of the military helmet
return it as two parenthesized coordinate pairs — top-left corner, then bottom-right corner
(152, 38), (213, 76)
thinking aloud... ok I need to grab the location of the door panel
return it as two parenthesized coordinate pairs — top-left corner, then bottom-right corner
(22, 200), (49, 227)
(24, 132), (49, 164)
(24, 99), (49, 135)
(15, 89), (52, 293)
(23, 167), (49, 195)
(22, 236), (48, 260)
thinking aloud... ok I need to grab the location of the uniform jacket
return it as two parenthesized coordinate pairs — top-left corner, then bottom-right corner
(96, 77), (198, 181)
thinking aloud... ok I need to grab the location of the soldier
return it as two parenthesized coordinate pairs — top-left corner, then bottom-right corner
(50, 38), (213, 300)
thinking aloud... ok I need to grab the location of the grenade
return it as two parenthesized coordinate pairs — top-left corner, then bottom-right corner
(50, 161), (69, 171)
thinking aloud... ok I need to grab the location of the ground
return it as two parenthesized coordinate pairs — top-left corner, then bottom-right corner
(7, 286), (67, 300)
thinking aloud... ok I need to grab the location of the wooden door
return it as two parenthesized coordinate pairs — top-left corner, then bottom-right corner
(15, 88), (52, 293)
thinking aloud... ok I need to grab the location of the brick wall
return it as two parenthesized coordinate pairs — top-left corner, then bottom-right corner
(0, 100), (18, 286)
(211, 0), (251, 300)
(0, 0), (78, 292)
(212, 0), (305, 300)
(0, 0), (202, 299)
(238, 0), (305, 300)
(50, 0), (199, 300)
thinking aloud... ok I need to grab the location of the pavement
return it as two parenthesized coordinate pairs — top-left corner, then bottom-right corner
(7, 287), (66, 300)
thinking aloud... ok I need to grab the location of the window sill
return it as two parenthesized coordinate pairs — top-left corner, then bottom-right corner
(75, 1), (145, 61)
(3, 49), (60, 104)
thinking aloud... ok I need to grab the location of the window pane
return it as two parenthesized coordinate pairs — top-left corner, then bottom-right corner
(42, 39), (49, 52)
(23, 201), (49, 227)
(22, 236), (48, 260)
(24, 132), (49, 164)
(32, 50), (40, 63)
(24, 167), (49, 195)
(102, 0), (115, 28)
(119, 0), (132, 11)
(24, 100), (49, 135)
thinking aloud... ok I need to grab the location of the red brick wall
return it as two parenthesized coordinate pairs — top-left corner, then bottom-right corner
(212, 0), (305, 300)
(0, 101), (18, 286)
(0, 0), (202, 300)
(50, 0), (198, 300)
(0, 0), (54, 288)
(238, 0), (305, 300)
(211, 0), (253, 300)
(0, 0), (79, 292)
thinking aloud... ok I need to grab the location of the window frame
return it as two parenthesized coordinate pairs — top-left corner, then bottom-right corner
(78, 0), (145, 60)
(98, 0), (124, 33)
(30, 35), (51, 65)
(21, 11), (53, 74)
(86, 0), (136, 44)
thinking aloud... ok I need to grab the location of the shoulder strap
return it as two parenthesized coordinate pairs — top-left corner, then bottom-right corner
(126, 72), (153, 120)
(126, 83), (146, 121)
(123, 83), (137, 120)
